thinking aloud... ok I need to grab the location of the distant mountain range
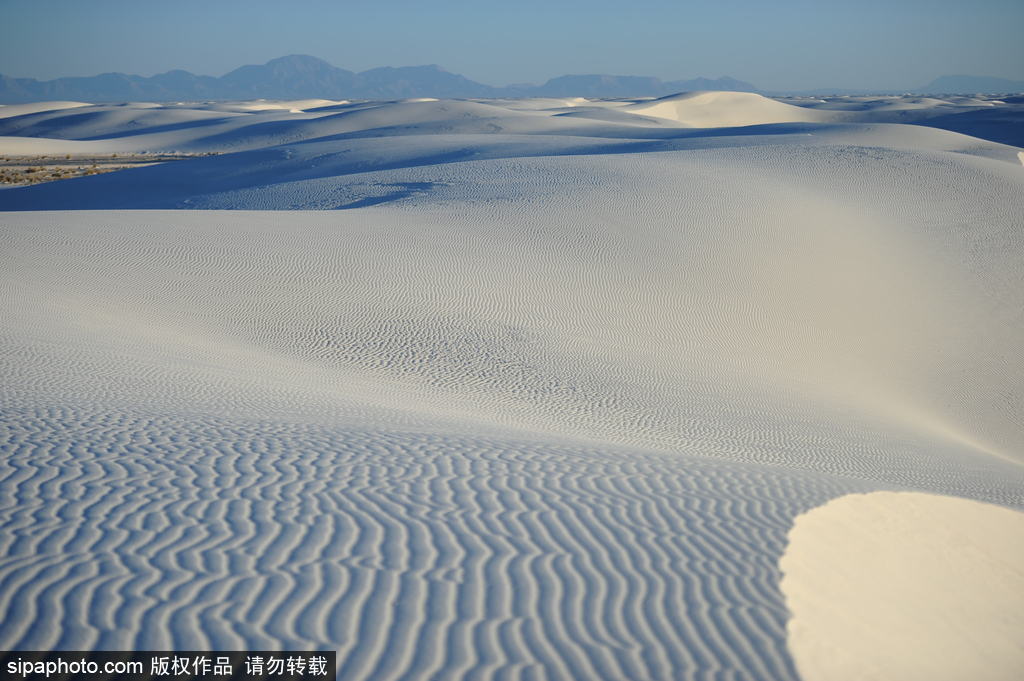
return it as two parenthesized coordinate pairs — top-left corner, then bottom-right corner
(0, 55), (755, 103)
(0, 55), (1020, 103)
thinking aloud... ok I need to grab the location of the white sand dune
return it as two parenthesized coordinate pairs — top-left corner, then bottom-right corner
(1, 93), (1022, 679)
(232, 98), (348, 111)
(0, 135), (114, 155)
(626, 90), (835, 127)
(0, 101), (91, 119)
(781, 492), (1024, 681)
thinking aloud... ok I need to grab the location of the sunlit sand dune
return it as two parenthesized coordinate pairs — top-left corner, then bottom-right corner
(626, 90), (834, 126)
(782, 492), (1024, 681)
(1, 92), (1022, 680)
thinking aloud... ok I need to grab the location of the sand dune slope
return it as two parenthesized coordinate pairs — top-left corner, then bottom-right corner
(626, 91), (835, 127)
(1, 95), (1023, 679)
(0, 101), (91, 119)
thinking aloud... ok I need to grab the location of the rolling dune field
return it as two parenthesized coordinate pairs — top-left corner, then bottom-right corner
(1, 93), (1023, 680)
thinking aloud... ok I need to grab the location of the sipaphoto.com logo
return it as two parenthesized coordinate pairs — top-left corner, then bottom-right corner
(6, 655), (141, 678)
(0, 651), (335, 680)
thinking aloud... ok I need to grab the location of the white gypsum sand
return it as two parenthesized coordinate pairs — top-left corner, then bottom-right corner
(0, 92), (1022, 680)
(781, 492), (1024, 681)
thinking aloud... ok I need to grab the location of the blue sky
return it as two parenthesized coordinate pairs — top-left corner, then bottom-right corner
(1, 0), (1021, 90)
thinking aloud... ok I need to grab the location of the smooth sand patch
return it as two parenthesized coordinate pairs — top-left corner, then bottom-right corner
(781, 491), (1024, 681)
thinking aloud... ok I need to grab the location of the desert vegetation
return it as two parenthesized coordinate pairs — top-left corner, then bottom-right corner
(0, 152), (218, 186)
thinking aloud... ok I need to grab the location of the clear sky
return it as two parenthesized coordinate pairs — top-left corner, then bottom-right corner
(1, 0), (1021, 91)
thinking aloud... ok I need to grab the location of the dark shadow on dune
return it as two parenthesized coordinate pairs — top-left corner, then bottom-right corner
(917, 106), (1024, 148)
(0, 123), (851, 211)
(300, 120), (825, 145)
(335, 182), (439, 209)
(0, 110), (233, 141)
(1, 114), (1015, 211)
(78, 116), (242, 141)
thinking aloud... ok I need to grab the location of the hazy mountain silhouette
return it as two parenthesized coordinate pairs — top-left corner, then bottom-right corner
(2, 56), (1019, 103)
(0, 55), (756, 103)
(219, 55), (359, 97)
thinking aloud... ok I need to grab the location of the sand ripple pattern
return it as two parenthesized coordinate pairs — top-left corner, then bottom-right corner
(1, 407), (861, 680)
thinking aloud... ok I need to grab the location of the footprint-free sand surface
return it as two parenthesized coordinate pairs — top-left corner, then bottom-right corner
(1, 93), (1022, 680)
(782, 491), (1024, 681)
